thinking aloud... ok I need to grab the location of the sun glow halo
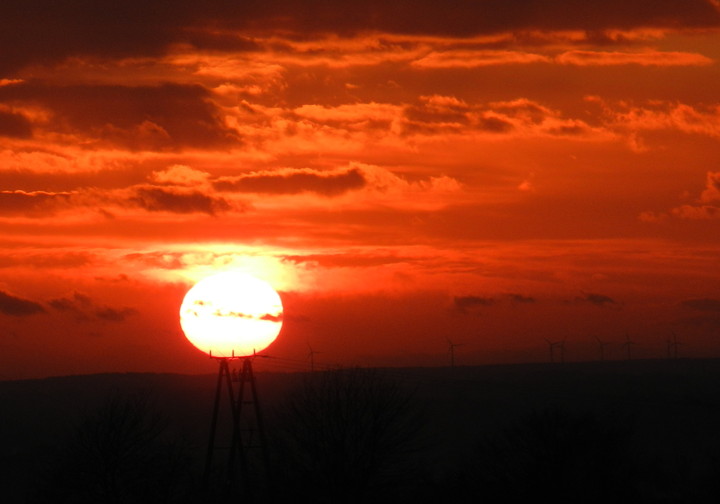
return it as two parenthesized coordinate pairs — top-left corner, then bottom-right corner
(180, 271), (283, 357)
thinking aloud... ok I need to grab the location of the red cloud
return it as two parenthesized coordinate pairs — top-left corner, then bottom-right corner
(130, 187), (232, 215)
(556, 50), (712, 66)
(215, 167), (367, 197)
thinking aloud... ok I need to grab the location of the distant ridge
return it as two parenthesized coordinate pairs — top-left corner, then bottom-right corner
(3, 358), (720, 503)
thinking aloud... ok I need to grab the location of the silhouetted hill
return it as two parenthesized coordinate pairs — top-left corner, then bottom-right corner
(3, 359), (720, 502)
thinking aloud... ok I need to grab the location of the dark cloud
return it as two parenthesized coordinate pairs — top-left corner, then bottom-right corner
(403, 99), (515, 135)
(680, 298), (720, 312)
(0, 190), (72, 215)
(0, 1), (186, 72)
(491, 100), (549, 123)
(123, 251), (186, 270)
(131, 187), (231, 214)
(454, 293), (535, 313)
(49, 292), (92, 310)
(2, 1), (718, 72)
(0, 290), (45, 316)
(0, 184), (233, 217)
(0, 83), (238, 150)
(282, 252), (409, 267)
(575, 292), (618, 307)
(48, 292), (93, 320)
(49, 292), (137, 322)
(547, 124), (590, 136)
(454, 295), (495, 314)
(260, 313), (284, 322)
(405, 104), (471, 126)
(339, 0), (720, 35)
(507, 293), (536, 304)
(0, 251), (92, 269)
(95, 307), (138, 322)
(0, 166), (146, 193)
(0, 110), (32, 138)
(215, 167), (367, 197)
(1, 176), (233, 216)
(477, 116), (515, 133)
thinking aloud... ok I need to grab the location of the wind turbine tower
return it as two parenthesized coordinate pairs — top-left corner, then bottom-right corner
(447, 338), (464, 368)
(594, 335), (610, 361)
(622, 333), (635, 361)
(666, 332), (680, 360)
(306, 342), (321, 372)
(544, 338), (565, 363)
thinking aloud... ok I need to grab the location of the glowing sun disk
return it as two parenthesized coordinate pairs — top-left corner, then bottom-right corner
(180, 271), (283, 357)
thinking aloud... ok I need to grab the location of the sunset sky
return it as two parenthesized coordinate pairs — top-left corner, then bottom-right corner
(2, 0), (720, 379)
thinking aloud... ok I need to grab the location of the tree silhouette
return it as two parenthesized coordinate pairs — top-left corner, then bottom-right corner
(269, 368), (426, 503)
(33, 390), (195, 504)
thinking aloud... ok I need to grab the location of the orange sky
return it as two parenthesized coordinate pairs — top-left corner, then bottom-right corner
(2, 0), (720, 378)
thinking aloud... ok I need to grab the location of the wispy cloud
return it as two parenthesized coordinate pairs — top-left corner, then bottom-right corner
(48, 292), (137, 322)
(215, 167), (367, 196)
(0, 190), (73, 215)
(669, 172), (720, 220)
(680, 298), (720, 312)
(574, 292), (619, 307)
(130, 187), (232, 214)
(556, 50), (712, 66)
(412, 50), (549, 68)
(454, 295), (495, 314)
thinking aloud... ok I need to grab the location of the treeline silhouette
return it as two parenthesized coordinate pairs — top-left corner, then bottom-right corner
(12, 362), (720, 503)
(269, 368), (426, 503)
(33, 391), (194, 503)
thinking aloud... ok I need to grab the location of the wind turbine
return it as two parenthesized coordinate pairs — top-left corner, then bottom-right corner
(594, 335), (610, 361)
(306, 342), (321, 372)
(544, 338), (555, 363)
(622, 333), (635, 361)
(544, 338), (565, 363)
(666, 332), (680, 360)
(447, 338), (464, 368)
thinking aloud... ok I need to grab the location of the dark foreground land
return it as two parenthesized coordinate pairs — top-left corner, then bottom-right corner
(3, 359), (720, 503)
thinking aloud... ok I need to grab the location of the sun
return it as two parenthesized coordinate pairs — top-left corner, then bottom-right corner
(180, 271), (283, 357)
